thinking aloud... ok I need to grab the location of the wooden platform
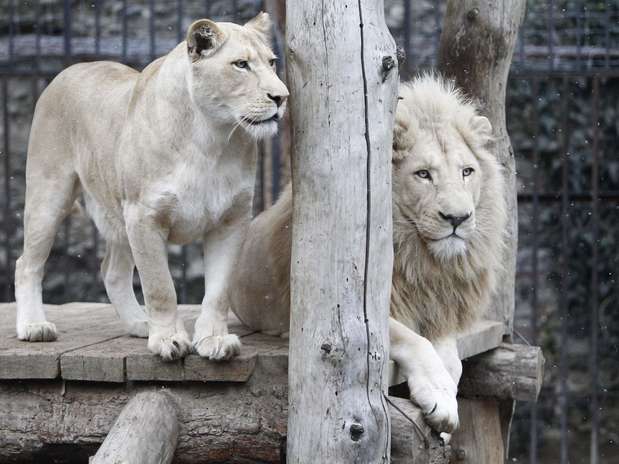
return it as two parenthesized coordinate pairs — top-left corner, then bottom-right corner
(0, 303), (505, 384)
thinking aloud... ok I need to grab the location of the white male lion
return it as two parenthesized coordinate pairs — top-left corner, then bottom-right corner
(15, 13), (288, 362)
(229, 75), (506, 433)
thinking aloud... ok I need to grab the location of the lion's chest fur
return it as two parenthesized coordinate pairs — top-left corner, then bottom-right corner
(149, 146), (256, 244)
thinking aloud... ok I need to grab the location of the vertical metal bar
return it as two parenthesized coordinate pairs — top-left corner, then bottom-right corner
(529, 78), (541, 464)
(63, 219), (71, 300)
(433, 2), (441, 57)
(589, 75), (601, 464)
(149, 0), (156, 60)
(122, 0), (128, 61)
(2, 79), (12, 302)
(403, 0), (412, 73)
(8, 0), (15, 62)
(177, 0), (184, 44)
(180, 245), (188, 304)
(232, 0), (239, 16)
(548, 0), (555, 70)
(63, 0), (72, 61)
(576, 1), (583, 71)
(91, 224), (99, 301)
(204, 0), (211, 17)
(35, 0), (41, 72)
(95, 0), (102, 55)
(604, 7), (611, 68)
(558, 76), (570, 464)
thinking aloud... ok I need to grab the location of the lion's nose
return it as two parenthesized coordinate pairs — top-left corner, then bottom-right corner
(439, 212), (471, 228)
(268, 93), (284, 107)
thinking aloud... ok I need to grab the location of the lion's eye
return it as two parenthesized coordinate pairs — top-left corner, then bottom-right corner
(462, 167), (474, 177)
(415, 169), (432, 180)
(233, 60), (250, 70)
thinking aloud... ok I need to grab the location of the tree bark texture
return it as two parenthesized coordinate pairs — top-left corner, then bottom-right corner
(438, 0), (526, 334)
(285, 1), (399, 462)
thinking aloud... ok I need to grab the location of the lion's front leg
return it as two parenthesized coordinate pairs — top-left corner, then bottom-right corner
(389, 318), (459, 434)
(124, 204), (191, 361)
(192, 223), (244, 360)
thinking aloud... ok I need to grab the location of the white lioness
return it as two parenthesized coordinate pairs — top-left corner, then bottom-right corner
(230, 75), (506, 433)
(15, 13), (288, 361)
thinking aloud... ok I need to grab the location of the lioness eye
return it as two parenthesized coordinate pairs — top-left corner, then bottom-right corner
(269, 58), (277, 67)
(415, 169), (432, 180)
(462, 167), (474, 177)
(233, 60), (250, 70)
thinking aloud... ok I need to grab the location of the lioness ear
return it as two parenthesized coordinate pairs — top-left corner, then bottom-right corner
(245, 11), (272, 42)
(469, 115), (493, 145)
(186, 19), (226, 62)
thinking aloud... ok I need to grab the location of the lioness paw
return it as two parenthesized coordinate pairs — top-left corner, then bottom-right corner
(148, 330), (191, 361)
(193, 334), (241, 360)
(17, 321), (58, 342)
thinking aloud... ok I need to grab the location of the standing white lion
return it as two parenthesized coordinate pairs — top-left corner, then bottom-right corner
(14, 13), (288, 362)
(229, 74), (507, 433)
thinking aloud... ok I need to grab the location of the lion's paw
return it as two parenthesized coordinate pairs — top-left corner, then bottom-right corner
(408, 370), (459, 434)
(193, 334), (241, 360)
(148, 330), (191, 362)
(17, 321), (58, 342)
(126, 319), (149, 338)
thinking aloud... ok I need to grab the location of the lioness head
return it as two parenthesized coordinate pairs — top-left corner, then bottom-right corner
(392, 75), (505, 262)
(184, 12), (289, 139)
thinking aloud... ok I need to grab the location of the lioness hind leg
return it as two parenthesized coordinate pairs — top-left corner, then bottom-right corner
(101, 242), (148, 337)
(15, 172), (79, 342)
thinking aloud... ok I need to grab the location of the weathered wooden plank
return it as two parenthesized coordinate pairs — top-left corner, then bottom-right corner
(91, 391), (178, 464)
(459, 343), (544, 402)
(456, 319), (505, 360)
(0, 303), (125, 379)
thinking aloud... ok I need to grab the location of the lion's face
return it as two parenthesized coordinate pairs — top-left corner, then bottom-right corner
(392, 77), (501, 262)
(185, 13), (289, 139)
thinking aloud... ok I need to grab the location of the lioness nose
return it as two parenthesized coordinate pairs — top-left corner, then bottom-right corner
(439, 212), (471, 228)
(268, 93), (284, 107)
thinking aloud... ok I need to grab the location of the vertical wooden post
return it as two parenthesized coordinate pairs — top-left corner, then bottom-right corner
(285, 1), (398, 462)
(438, 2), (526, 460)
(438, 0), (526, 336)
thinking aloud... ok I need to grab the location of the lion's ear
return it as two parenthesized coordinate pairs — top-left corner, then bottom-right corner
(469, 115), (493, 145)
(245, 12), (272, 42)
(186, 19), (226, 62)
(392, 100), (413, 162)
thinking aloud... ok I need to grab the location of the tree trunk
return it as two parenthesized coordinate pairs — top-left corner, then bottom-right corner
(91, 391), (178, 464)
(285, 1), (399, 462)
(438, 2), (527, 460)
(438, 0), (526, 335)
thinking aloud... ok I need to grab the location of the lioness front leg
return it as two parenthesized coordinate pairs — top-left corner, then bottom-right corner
(390, 318), (459, 433)
(124, 204), (190, 361)
(193, 224), (244, 360)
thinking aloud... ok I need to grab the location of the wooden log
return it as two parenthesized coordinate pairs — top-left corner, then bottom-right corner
(459, 343), (544, 402)
(450, 398), (505, 464)
(0, 380), (444, 463)
(91, 391), (179, 464)
(285, 1), (398, 463)
(438, 0), (526, 335)
(389, 397), (451, 464)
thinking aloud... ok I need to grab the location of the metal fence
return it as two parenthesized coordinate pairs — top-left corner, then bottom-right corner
(1, 1), (618, 463)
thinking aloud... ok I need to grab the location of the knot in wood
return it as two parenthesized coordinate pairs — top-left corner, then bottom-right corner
(349, 422), (364, 441)
(466, 8), (479, 22)
(320, 343), (332, 354)
(381, 55), (396, 82)
(454, 448), (466, 461)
